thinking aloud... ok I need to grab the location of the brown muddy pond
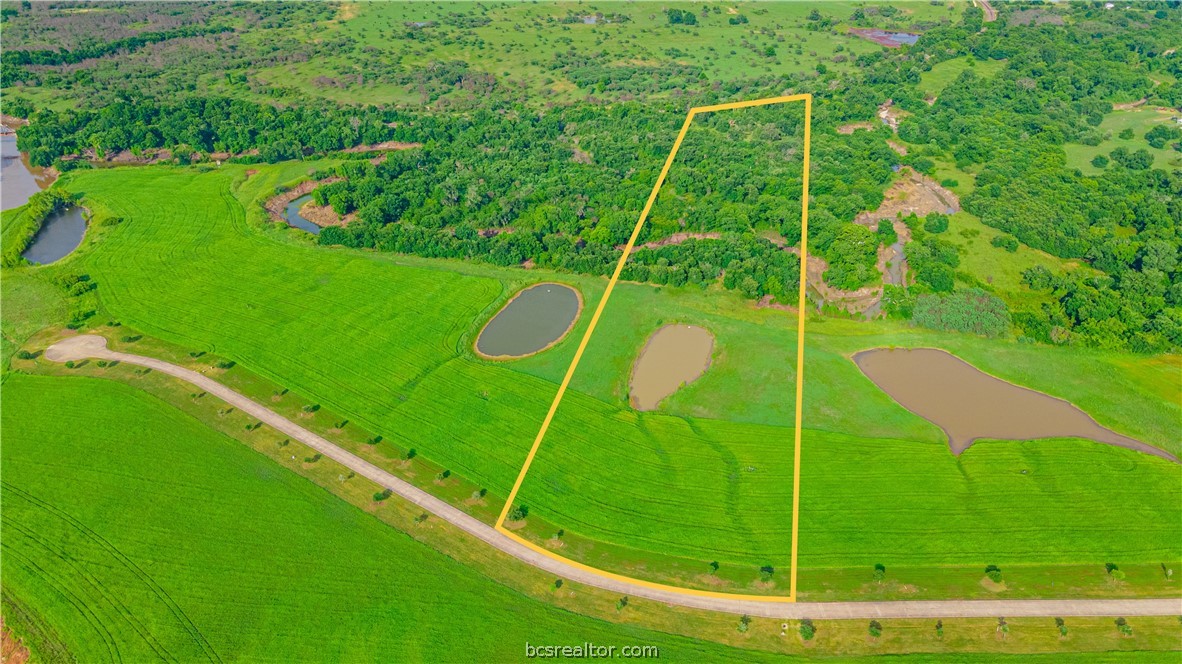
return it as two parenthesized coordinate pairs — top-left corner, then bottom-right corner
(475, 283), (582, 359)
(854, 348), (1176, 462)
(630, 324), (715, 411)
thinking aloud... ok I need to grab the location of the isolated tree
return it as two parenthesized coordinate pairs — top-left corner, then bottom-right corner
(738, 614), (751, 633)
(799, 619), (815, 641)
(1055, 617), (1067, 637)
(868, 620), (882, 638)
(873, 563), (886, 581)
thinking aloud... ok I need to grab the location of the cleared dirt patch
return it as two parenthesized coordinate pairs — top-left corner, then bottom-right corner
(617, 231), (721, 255)
(853, 347), (1177, 462)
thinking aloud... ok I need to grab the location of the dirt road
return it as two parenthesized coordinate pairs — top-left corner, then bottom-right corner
(977, 0), (997, 22)
(44, 335), (1182, 619)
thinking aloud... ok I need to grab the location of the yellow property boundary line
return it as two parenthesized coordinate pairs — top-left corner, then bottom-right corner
(495, 94), (811, 603)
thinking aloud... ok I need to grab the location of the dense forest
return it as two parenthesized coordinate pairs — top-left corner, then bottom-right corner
(4, 1), (1180, 352)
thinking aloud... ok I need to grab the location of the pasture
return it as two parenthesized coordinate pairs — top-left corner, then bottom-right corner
(5, 162), (1178, 594)
(1063, 108), (1182, 174)
(0, 373), (773, 662)
(918, 56), (1007, 98)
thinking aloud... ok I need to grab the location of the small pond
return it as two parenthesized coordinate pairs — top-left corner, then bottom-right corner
(22, 206), (87, 265)
(475, 283), (582, 359)
(2, 130), (54, 211)
(284, 195), (321, 235)
(854, 347), (1175, 462)
(630, 324), (714, 411)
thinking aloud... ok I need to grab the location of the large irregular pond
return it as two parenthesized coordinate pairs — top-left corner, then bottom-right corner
(854, 347), (1176, 462)
(475, 283), (582, 359)
(22, 206), (87, 265)
(2, 130), (53, 211)
(630, 324), (714, 411)
(284, 194), (321, 235)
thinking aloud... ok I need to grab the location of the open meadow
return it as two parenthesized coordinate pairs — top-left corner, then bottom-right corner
(1, 162), (1176, 595)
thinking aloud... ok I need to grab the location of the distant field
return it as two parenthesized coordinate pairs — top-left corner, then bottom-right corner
(5, 163), (1178, 592)
(1063, 108), (1182, 174)
(262, 1), (965, 105)
(918, 56), (1007, 98)
(0, 374), (769, 662)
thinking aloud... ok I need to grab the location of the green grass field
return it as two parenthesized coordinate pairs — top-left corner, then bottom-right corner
(0, 373), (783, 662)
(918, 56), (1007, 98)
(1063, 108), (1182, 174)
(3, 163), (1178, 594)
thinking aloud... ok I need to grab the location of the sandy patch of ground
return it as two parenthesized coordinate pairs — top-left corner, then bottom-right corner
(1112, 98), (1148, 111)
(264, 177), (343, 223)
(297, 200), (354, 228)
(854, 168), (960, 225)
(340, 140), (421, 153)
(886, 139), (908, 156)
(617, 231), (721, 254)
(1, 620), (29, 664)
(878, 100), (909, 132)
(980, 577), (1008, 593)
(755, 294), (797, 313)
(695, 573), (734, 588)
(837, 122), (877, 135)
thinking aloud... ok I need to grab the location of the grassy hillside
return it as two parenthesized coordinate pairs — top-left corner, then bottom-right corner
(7, 163), (1178, 592)
(0, 373), (783, 662)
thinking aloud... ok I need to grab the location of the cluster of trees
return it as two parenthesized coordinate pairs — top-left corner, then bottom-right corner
(2, 189), (74, 267)
(1, 23), (231, 69)
(664, 9), (698, 26)
(15, 96), (397, 167)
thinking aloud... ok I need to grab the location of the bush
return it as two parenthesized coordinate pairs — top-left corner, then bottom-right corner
(1115, 617), (1132, 636)
(302, 403), (320, 413)
(508, 504), (529, 521)
(405, 448), (417, 460)
(759, 565), (775, 582)
(868, 620), (882, 638)
(1091, 154), (1109, 168)
(15, 350), (35, 360)
(923, 213), (949, 234)
(1055, 617), (1066, 637)
(737, 614), (751, 633)
(214, 359), (235, 369)
(799, 619), (815, 641)
(873, 563), (886, 581)
(985, 564), (1003, 583)
(373, 488), (392, 502)
(991, 235), (1019, 252)
(304, 454), (322, 463)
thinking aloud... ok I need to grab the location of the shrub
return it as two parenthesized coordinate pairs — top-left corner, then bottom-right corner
(868, 620), (882, 638)
(508, 504), (529, 521)
(799, 619), (815, 641)
(414, 512), (429, 524)
(120, 335), (141, 343)
(737, 614), (751, 633)
(617, 596), (630, 611)
(873, 563), (886, 581)
(709, 560), (720, 574)
(554, 579), (563, 589)
(935, 620), (943, 638)
(15, 350), (35, 360)
(991, 235), (1019, 252)
(985, 564), (1003, 583)
(923, 212), (949, 234)
(913, 289), (1011, 338)
(373, 489), (392, 502)
(405, 448), (417, 460)
(436, 469), (451, 481)
(759, 565), (775, 582)
(304, 454), (322, 463)
(302, 403), (320, 413)
(1055, 617), (1067, 637)
(1105, 562), (1119, 575)
(1091, 154), (1109, 168)
(366, 435), (383, 444)
(214, 359), (235, 369)
(1115, 617), (1132, 636)
(64, 360), (75, 369)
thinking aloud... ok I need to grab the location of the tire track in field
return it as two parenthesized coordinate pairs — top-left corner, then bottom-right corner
(42, 335), (1182, 620)
(4, 483), (222, 663)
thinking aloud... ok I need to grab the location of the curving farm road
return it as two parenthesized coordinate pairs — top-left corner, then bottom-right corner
(45, 335), (1181, 620)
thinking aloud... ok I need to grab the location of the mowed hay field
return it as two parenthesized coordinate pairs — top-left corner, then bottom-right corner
(0, 374), (777, 662)
(18, 164), (1181, 590)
